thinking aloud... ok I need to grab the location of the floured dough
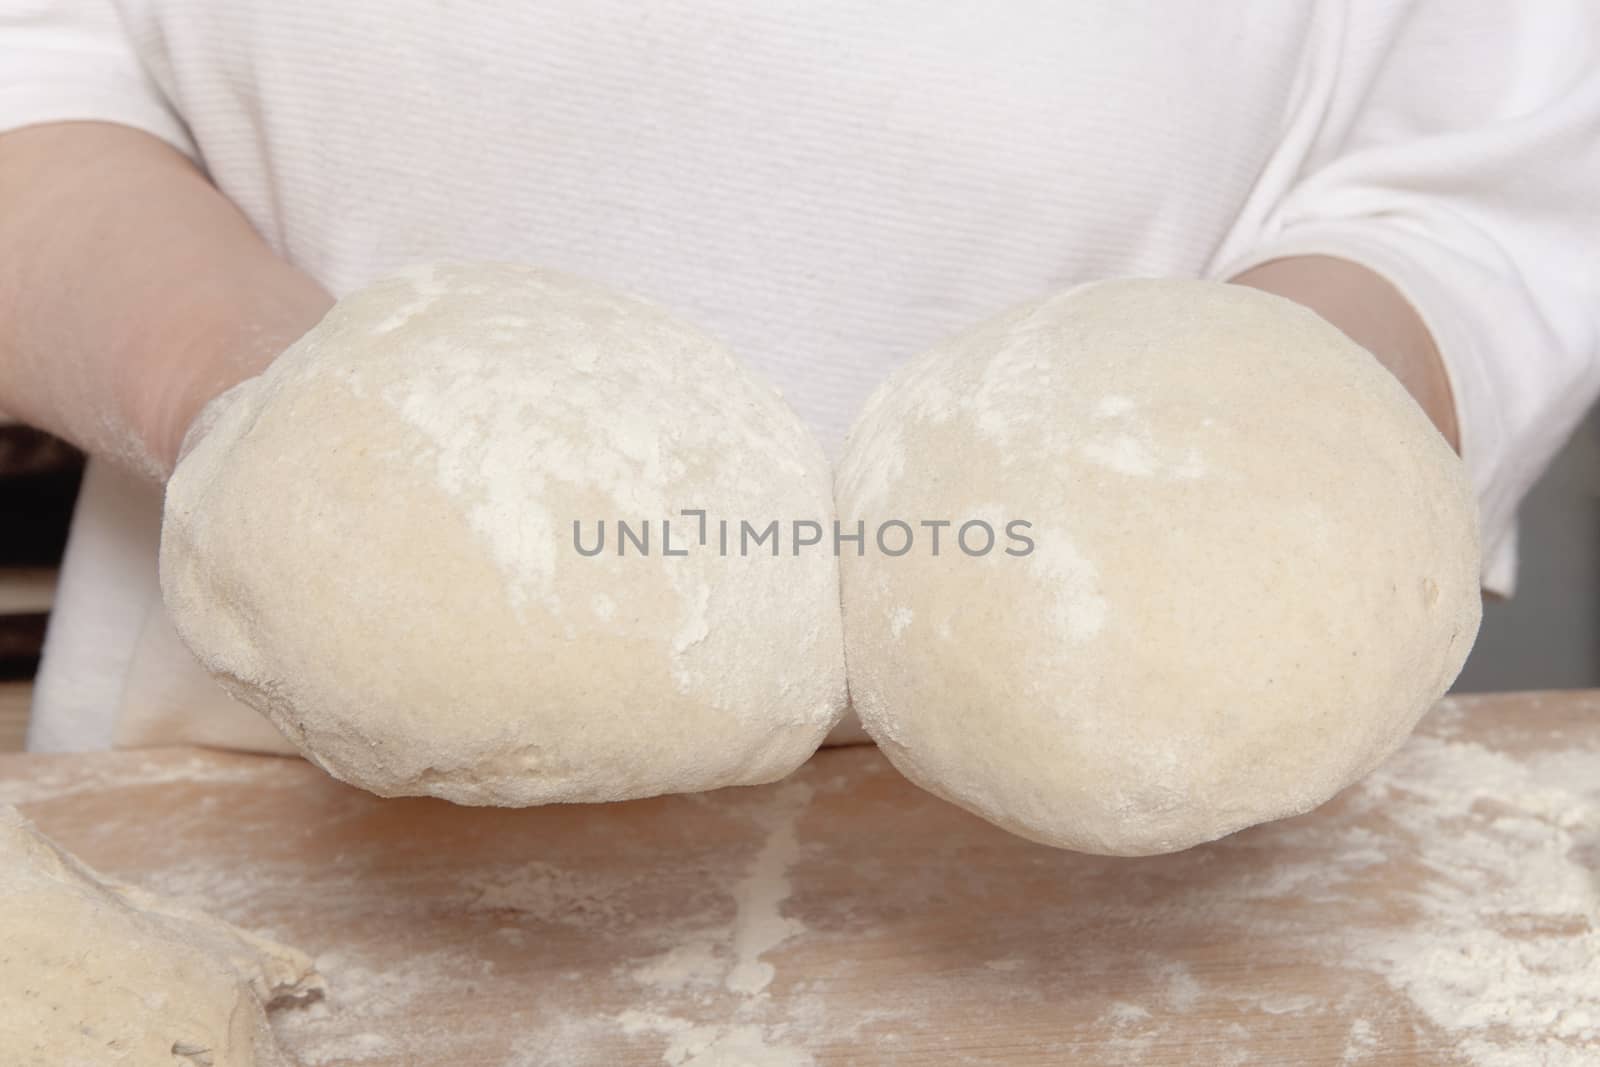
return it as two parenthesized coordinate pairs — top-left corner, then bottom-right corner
(837, 279), (1481, 855)
(0, 805), (322, 1066)
(162, 263), (847, 805)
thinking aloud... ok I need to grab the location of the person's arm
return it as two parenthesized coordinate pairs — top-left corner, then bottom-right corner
(1231, 255), (1460, 451)
(0, 121), (332, 478)
(1209, 5), (1600, 596)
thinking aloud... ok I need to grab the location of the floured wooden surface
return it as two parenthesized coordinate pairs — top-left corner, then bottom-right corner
(1, 691), (1596, 1065)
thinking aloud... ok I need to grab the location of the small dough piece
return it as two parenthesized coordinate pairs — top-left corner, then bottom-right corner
(0, 806), (322, 1067)
(837, 279), (1481, 856)
(162, 263), (847, 805)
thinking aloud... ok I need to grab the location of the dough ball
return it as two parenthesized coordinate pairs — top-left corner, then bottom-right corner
(837, 279), (1481, 856)
(163, 263), (847, 805)
(0, 806), (321, 1066)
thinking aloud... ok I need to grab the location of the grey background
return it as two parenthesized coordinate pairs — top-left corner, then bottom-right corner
(1455, 405), (1600, 691)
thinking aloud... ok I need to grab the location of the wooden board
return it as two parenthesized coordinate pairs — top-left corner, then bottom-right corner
(0, 567), (55, 614)
(2, 691), (1597, 1066)
(0, 681), (30, 753)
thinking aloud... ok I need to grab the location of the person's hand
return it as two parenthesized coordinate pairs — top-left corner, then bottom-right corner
(0, 121), (332, 479)
(1231, 255), (1460, 452)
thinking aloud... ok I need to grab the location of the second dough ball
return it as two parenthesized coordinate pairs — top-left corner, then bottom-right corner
(163, 263), (847, 805)
(837, 279), (1480, 856)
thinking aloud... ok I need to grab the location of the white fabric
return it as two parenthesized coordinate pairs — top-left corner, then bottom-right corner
(6, 1), (1598, 751)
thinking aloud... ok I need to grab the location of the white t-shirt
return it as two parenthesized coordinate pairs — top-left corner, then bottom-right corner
(5, 1), (1597, 751)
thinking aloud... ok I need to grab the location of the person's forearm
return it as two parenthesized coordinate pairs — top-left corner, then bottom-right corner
(0, 121), (332, 477)
(1230, 256), (1460, 452)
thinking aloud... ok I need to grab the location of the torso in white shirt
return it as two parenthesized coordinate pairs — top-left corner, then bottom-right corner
(20, 0), (1589, 749)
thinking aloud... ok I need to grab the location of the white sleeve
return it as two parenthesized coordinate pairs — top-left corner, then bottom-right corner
(1210, 1), (1600, 596)
(0, 0), (195, 156)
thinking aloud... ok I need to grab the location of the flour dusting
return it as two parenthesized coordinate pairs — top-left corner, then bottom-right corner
(888, 607), (914, 639)
(1336, 731), (1600, 1063)
(725, 782), (811, 995)
(611, 782), (818, 1065)
(1025, 530), (1106, 642)
(1081, 433), (1159, 477)
(630, 940), (724, 992)
(1100, 697), (1600, 1064)
(1095, 395), (1136, 418)
(617, 1012), (815, 1067)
